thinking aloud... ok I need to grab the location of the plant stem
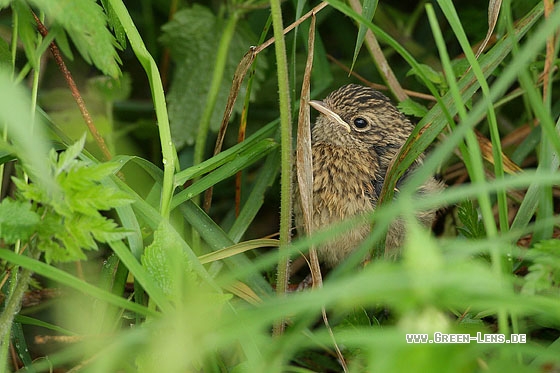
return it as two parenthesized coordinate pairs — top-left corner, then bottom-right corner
(0, 267), (34, 364)
(32, 13), (113, 162)
(269, 0), (292, 336)
(108, 0), (175, 219)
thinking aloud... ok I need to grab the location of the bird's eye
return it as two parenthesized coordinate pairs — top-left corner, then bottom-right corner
(353, 117), (368, 129)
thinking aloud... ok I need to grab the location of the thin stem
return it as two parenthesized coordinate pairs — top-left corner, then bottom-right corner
(270, 0), (292, 337)
(32, 13), (113, 161)
(107, 0), (175, 219)
(0, 267), (34, 365)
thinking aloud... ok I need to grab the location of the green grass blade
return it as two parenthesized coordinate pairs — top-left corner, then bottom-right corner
(108, 240), (173, 313)
(107, 0), (175, 219)
(179, 201), (273, 297)
(228, 150), (280, 243)
(174, 120), (277, 185)
(350, 0), (378, 72)
(0, 249), (156, 317)
(435, 0), (509, 234)
(15, 315), (77, 336)
(384, 2), (544, 203)
(171, 139), (277, 209)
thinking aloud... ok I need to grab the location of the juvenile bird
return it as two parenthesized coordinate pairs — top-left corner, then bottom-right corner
(294, 84), (442, 267)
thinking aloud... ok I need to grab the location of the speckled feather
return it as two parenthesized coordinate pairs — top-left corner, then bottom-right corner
(294, 84), (442, 267)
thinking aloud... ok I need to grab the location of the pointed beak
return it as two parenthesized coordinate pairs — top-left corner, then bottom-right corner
(309, 100), (351, 133)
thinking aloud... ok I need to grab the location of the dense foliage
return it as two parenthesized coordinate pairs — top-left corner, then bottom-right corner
(0, 0), (559, 372)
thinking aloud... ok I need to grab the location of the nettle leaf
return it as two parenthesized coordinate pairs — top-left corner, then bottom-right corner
(142, 223), (196, 298)
(0, 198), (40, 244)
(28, 0), (121, 78)
(161, 5), (267, 149)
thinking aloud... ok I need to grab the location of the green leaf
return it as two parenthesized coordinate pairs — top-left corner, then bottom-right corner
(12, 0), (39, 68)
(15, 315), (77, 336)
(522, 240), (560, 296)
(337, 307), (372, 329)
(27, 0), (121, 77)
(55, 134), (86, 174)
(0, 37), (11, 68)
(0, 0), (12, 10)
(0, 198), (40, 244)
(0, 248), (156, 317)
(13, 138), (133, 262)
(457, 200), (486, 239)
(141, 223), (195, 298)
(350, 0), (378, 72)
(100, 0), (127, 49)
(171, 138), (277, 209)
(160, 5), (267, 148)
(88, 74), (132, 103)
(397, 98), (429, 118)
(50, 25), (74, 61)
(406, 63), (446, 86)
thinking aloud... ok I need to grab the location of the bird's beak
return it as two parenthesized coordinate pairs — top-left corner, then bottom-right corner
(309, 100), (351, 133)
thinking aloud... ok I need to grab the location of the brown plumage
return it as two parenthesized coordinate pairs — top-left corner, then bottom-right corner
(294, 84), (442, 267)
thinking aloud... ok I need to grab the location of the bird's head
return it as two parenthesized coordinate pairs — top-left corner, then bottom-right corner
(310, 84), (414, 159)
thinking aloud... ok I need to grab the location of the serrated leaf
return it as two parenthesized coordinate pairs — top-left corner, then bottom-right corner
(397, 98), (429, 118)
(59, 161), (120, 187)
(37, 237), (80, 263)
(161, 5), (267, 148)
(350, 0), (378, 72)
(55, 134), (86, 174)
(79, 213), (129, 244)
(50, 25), (74, 61)
(12, 137), (133, 262)
(521, 240), (560, 295)
(457, 200), (485, 239)
(142, 223), (195, 298)
(407, 63), (445, 86)
(28, 0), (121, 77)
(100, 0), (126, 49)
(0, 199), (40, 244)
(12, 178), (46, 207)
(457, 313), (485, 327)
(66, 184), (133, 214)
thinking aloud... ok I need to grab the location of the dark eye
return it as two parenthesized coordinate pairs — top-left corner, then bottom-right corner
(353, 117), (368, 129)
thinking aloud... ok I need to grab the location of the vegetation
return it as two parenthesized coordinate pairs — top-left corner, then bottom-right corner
(0, 0), (559, 371)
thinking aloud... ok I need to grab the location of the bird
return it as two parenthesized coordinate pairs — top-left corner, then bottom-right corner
(294, 84), (442, 268)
